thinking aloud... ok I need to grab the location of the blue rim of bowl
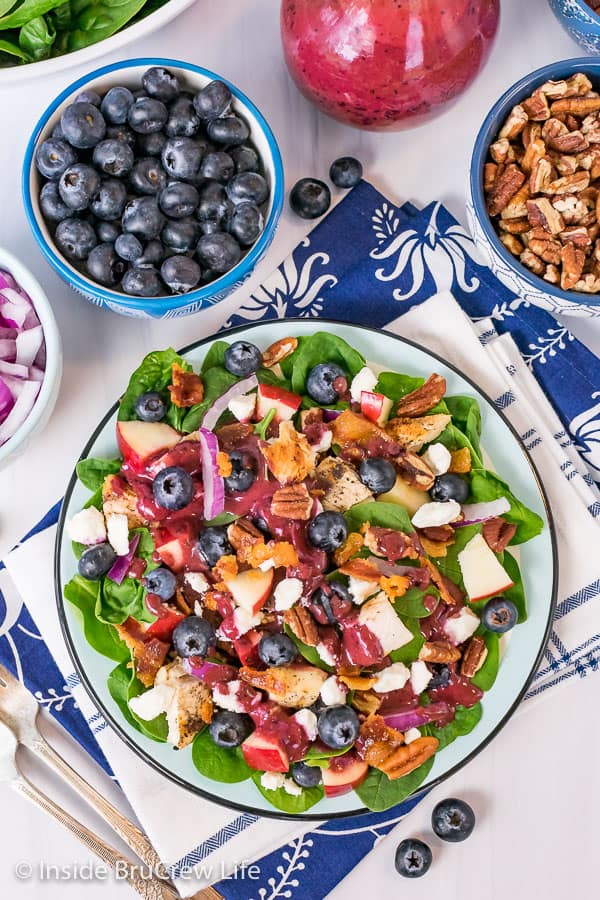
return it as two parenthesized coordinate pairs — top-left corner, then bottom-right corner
(470, 56), (600, 308)
(22, 57), (284, 314)
(568, 0), (600, 26)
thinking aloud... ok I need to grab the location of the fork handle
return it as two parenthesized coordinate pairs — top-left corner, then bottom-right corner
(12, 774), (177, 900)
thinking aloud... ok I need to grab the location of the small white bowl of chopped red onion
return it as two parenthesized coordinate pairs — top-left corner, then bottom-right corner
(0, 247), (62, 468)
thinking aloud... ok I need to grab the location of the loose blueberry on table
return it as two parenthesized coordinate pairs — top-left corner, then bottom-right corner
(395, 838), (432, 878)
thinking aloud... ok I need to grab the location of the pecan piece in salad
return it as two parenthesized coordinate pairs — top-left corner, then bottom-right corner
(284, 606), (319, 646)
(168, 363), (204, 407)
(419, 641), (462, 664)
(262, 336), (298, 368)
(461, 636), (488, 678)
(395, 450), (435, 490)
(394, 373), (447, 418)
(482, 517), (517, 552)
(271, 483), (314, 520)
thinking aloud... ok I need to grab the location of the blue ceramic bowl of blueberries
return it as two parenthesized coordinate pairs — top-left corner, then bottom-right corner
(22, 58), (284, 319)
(547, 0), (600, 53)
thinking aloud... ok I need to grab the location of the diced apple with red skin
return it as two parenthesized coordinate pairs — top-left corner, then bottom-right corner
(154, 538), (186, 572)
(223, 568), (274, 614)
(360, 391), (393, 427)
(117, 421), (180, 471)
(458, 532), (514, 602)
(255, 383), (302, 423)
(145, 606), (185, 641)
(242, 730), (290, 773)
(233, 629), (262, 667)
(322, 751), (368, 797)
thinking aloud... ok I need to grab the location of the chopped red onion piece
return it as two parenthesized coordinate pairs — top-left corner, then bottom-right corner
(107, 534), (141, 585)
(0, 339), (16, 361)
(384, 702), (451, 731)
(322, 408), (343, 422)
(202, 374), (258, 431)
(16, 325), (43, 367)
(0, 377), (14, 421)
(198, 427), (225, 519)
(0, 380), (40, 444)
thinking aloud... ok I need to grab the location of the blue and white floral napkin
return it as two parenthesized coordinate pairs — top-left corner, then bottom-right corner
(1, 181), (600, 900)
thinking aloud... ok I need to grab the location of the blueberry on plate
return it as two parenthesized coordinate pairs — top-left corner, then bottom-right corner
(121, 265), (163, 297)
(55, 218), (97, 261)
(196, 233), (241, 274)
(230, 145), (259, 174)
(359, 458), (396, 494)
(40, 182), (71, 223)
(308, 511), (348, 552)
(153, 466), (194, 510)
(431, 798), (475, 842)
(61, 101), (106, 149)
(115, 233), (143, 262)
(428, 664), (451, 688)
(291, 761), (322, 788)
(78, 542), (116, 580)
(198, 526), (232, 567)
(430, 473), (469, 504)
(96, 220), (121, 243)
(317, 705), (359, 749)
(35, 139), (77, 181)
(310, 587), (338, 625)
(89, 178), (128, 221)
(206, 116), (249, 146)
(159, 182), (199, 219)
(196, 180), (232, 225)
(224, 449), (256, 493)
(482, 597), (518, 633)
(165, 95), (200, 138)
(144, 566), (176, 600)
(142, 66), (180, 103)
(223, 340), (262, 376)
(173, 615), (217, 658)
(129, 158), (168, 196)
(394, 838), (432, 878)
(209, 710), (251, 748)
(75, 89), (101, 107)
(162, 217), (200, 253)
(128, 97), (168, 134)
(137, 131), (167, 157)
(58, 164), (101, 211)
(258, 633), (298, 667)
(161, 136), (204, 182)
(135, 391), (166, 422)
(193, 80), (232, 121)
(226, 172), (268, 205)
(86, 243), (127, 287)
(160, 256), (202, 293)
(200, 151), (235, 184)
(306, 362), (346, 405)
(228, 201), (264, 246)
(100, 86), (134, 125)
(290, 178), (331, 219)
(122, 196), (166, 239)
(329, 156), (363, 189)
(105, 124), (137, 148)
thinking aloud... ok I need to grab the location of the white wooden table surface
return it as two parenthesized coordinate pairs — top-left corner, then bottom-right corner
(0, 0), (598, 897)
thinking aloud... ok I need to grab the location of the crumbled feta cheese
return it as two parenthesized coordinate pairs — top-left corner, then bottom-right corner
(185, 572), (209, 594)
(258, 558), (275, 571)
(67, 507), (107, 546)
(316, 642), (336, 667)
(348, 576), (379, 606)
(212, 680), (244, 713)
(350, 366), (378, 403)
(274, 577), (303, 611)
(129, 684), (173, 722)
(358, 593), (414, 655)
(410, 660), (432, 695)
(404, 727), (421, 744)
(372, 662), (410, 693)
(293, 708), (318, 741)
(228, 393), (256, 422)
(261, 772), (285, 791)
(421, 442), (451, 476)
(232, 606), (263, 637)
(411, 499), (461, 529)
(283, 777), (302, 796)
(444, 607), (480, 645)
(106, 512), (129, 557)
(320, 675), (348, 707)
(193, 600), (203, 616)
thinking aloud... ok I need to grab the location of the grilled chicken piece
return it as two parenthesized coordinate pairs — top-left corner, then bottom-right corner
(129, 662), (213, 748)
(102, 474), (145, 528)
(240, 664), (328, 707)
(385, 414), (451, 451)
(315, 457), (373, 512)
(260, 420), (317, 484)
(114, 619), (169, 687)
(359, 714), (438, 780)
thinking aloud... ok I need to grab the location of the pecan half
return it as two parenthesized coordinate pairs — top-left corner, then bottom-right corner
(544, 171), (590, 195)
(499, 216), (530, 234)
(551, 97), (600, 116)
(522, 90), (550, 121)
(499, 233), (523, 256)
(528, 236), (562, 265)
(395, 450), (435, 491)
(489, 137), (514, 164)
(262, 336), (298, 368)
(271, 482), (313, 520)
(419, 524), (454, 543)
(520, 248), (545, 275)
(543, 263), (560, 284)
(560, 225), (591, 247)
(461, 636), (488, 678)
(561, 243), (586, 289)
(526, 197), (564, 234)
(227, 517), (264, 561)
(487, 164), (526, 216)
(284, 606), (319, 646)
(498, 104), (528, 140)
(529, 158), (553, 194)
(395, 373), (447, 417)
(484, 162), (498, 191)
(168, 363), (204, 407)
(418, 641), (461, 664)
(521, 138), (546, 174)
(550, 130), (589, 154)
(500, 182), (530, 219)
(482, 517), (517, 553)
(365, 736), (439, 780)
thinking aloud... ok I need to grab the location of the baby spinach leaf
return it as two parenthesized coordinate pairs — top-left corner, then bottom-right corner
(0, 0), (65, 28)
(191, 729), (252, 783)
(436, 421), (483, 468)
(251, 771), (324, 813)
(0, 0), (18, 17)
(425, 702), (482, 751)
(98, 576), (154, 625)
(0, 36), (28, 59)
(445, 396), (482, 458)
(433, 524), (482, 588)
(66, 0), (147, 51)
(118, 348), (190, 422)
(64, 575), (129, 662)
(375, 371), (424, 401)
(501, 551), (527, 622)
(393, 586), (439, 619)
(203, 511), (239, 527)
(19, 13), (55, 59)
(468, 469), (544, 544)
(345, 500), (414, 535)
(302, 744), (349, 762)
(76, 456), (121, 492)
(354, 756), (434, 812)
(471, 631), (500, 691)
(285, 332), (366, 393)
(201, 340), (229, 372)
(180, 366), (238, 432)
(107, 660), (167, 742)
(284, 625), (334, 673)
(389, 616), (424, 664)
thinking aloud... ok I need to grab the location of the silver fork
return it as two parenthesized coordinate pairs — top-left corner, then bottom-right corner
(0, 662), (178, 898)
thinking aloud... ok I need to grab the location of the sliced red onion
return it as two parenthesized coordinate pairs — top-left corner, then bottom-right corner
(457, 497), (511, 526)
(16, 325), (43, 367)
(0, 360), (29, 379)
(0, 381), (40, 443)
(199, 426), (225, 519)
(202, 374), (258, 432)
(107, 534), (140, 585)
(322, 408), (343, 422)
(0, 271), (18, 292)
(384, 702), (451, 731)
(0, 339), (15, 361)
(184, 658), (237, 683)
(0, 378), (14, 420)
(0, 289), (30, 327)
(0, 327), (17, 340)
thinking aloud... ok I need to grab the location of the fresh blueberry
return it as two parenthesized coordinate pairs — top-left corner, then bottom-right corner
(193, 80), (232, 120)
(121, 265), (163, 297)
(40, 182), (71, 222)
(86, 242), (127, 287)
(159, 181), (199, 218)
(394, 838), (432, 878)
(430, 473), (469, 504)
(115, 232), (143, 262)
(160, 256), (202, 293)
(100, 86), (134, 125)
(310, 588), (338, 625)
(198, 526), (232, 567)
(209, 710), (251, 748)
(173, 615), (217, 658)
(227, 201), (264, 246)
(198, 219), (222, 236)
(90, 178), (128, 220)
(128, 97), (168, 134)
(61, 102), (106, 148)
(166, 95), (200, 137)
(135, 390), (166, 422)
(307, 511), (348, 552)
(317, 705), (359, 749)
(137, 240), (165, 267)
(122, 196), (165, 239)
(359, 458), (396, 494)
(161, 136), (204, 182)
(428, 664), (451, 688)
(142, 66), (180, 103)
(223, 340), (262, 376)
(144, 566), (176, 600)
(129, 158), (168, 195)
(162, 217), (200, 253)
(196, 232), (240, 274)
(137, 131), (167, 157)
(431, 798), (476, 843)
(226, 172), (268, 205)
(96, 220), (121, 243)
(92, 138), (134, 178)
(306, 362), (346, 405)
(206, 116), (249, 146)
(253, 516), (272, 539)
(258, 633), (297, 667)
(105, 124), (136, 148)
(290, 178), (331, 219)
(230, 145), (259, 173)
(482, 597), (518, 633)
(55, 218), (97, 261)
(58, 164), (101, 211)
(75, 89), (101, 107)
(291, 761), (322, 788)
(52, 121), (65, 140)
(196, 180), (232, 225)
(153, 466), (194, 510)
(35, 139), (77, 181)
(200, 151), (235, 183)
(223, 450), (256, 493)
(77, 542), (117, 580)
(329, 156), (363, 189)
